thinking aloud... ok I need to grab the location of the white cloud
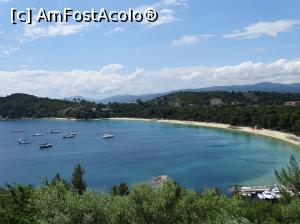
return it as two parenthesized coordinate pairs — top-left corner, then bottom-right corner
(171, 34), (214, 47)
(0, 46), (18, 57)
(107, 27), (125, 34)
(18, 22), (90, 41)
(223, 20), (300, 39)
(253, 44), (295, 53)
(160, 0), (187, 6)
(147, 9), (178, 28)
(1, 58), (300, 99)
(171, 35), (200, 47)
(137, 0), (187, 28)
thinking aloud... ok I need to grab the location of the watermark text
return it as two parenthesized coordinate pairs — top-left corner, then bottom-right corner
(11, 8), (158, 25)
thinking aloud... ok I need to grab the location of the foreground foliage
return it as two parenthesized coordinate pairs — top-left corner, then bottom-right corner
(1, 156), (300, 224)
(1, 181), (300, 224)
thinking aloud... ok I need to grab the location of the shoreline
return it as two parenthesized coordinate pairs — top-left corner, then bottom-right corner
(109, 117), (300, 148)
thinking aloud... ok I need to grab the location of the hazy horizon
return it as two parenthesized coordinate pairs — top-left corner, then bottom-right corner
(1, 81), (299, 101)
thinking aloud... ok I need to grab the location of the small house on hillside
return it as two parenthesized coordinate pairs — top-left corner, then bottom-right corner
(210, 98), (223, 106)
(284, 101), (300, 106)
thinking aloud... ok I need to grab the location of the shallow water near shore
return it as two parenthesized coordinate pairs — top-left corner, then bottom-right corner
(0, 119), (299, 192)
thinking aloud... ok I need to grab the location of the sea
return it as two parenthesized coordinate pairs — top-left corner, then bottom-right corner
(0, 119), (299, 192)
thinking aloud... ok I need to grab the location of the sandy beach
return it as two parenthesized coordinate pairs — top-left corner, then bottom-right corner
(110, 117), (300, 148)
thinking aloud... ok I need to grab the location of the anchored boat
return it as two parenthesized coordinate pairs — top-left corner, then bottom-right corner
(102, 120), (114, 139)
(18, 138), (30, 145)
(40, 131), (54, 149)
(40, 143), (53, 149)
(63, 132), (76, 139)
(102, 133), (114, 139)
(12, 129), (24, 133)
(50, 129), (61, 134)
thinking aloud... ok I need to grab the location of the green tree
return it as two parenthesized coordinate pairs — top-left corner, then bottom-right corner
(111, 182), (129, 196)
(293, 120), (300, 134)
(50, 173), (70, 189)
(275, 155), (300, 194)
(71, 164), (86, 195)
(0, 184), (35, 224)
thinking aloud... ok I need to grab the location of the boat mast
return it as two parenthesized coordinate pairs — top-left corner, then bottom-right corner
(106, 119), (112, 134)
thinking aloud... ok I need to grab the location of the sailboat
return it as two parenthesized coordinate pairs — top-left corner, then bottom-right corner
(19, 138), (30, 144)
(18, 129), (30, 145)
(63, 132), (76, 139)
(40, 143), (53, 149)
(63, 118), (77, 139)
(102, 120), (114, 139)
(39, 131), (53, 149)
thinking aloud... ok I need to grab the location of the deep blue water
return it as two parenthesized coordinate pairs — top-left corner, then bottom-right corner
(0, 119), (300, 192)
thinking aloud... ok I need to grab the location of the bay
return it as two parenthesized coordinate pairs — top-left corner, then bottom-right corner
(0, 119), (299, 192)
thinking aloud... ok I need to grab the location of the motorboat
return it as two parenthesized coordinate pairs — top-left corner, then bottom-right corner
(12, 129), (23, 133)
(257, 193), (265, 200)
(271, 188), (281, 199)
(32, 133), (43, 137)
(262, 190), (274, 200)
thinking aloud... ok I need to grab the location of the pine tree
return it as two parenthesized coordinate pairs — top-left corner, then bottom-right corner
(71, 164), (86, 194)
(275, 155), (300, 194)
(111, 182), (129, 196)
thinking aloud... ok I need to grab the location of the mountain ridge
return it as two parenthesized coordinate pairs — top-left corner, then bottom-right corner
(99, 82), (300, 103)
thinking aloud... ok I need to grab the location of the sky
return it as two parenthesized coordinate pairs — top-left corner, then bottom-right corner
(0, 0), (300, 99)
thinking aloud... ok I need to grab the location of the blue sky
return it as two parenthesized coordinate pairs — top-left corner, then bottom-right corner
(0, 0), (299, 99)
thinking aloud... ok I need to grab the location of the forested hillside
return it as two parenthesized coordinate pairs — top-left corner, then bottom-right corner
(0, 94), (98, 119)
(1, 92), (300, 134)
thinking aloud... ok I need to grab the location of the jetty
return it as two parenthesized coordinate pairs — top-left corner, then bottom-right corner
(240, 186), (272, 194)
(231, 185), (283, 200)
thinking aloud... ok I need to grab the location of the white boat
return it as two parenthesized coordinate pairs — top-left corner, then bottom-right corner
(64, 119), (77, 137)
(18, 138), (30, 145)
(63, 133), (76, 139)
(69, 131), (77, 136)
(257, 193), (265, 200)
(39, 131), (54, 149)
(102, 120), (114, 139)
(241, 192), (252, 197)
(102, 133), (114, 139)
(50, 129), (61, 134)
(12, 129), (23, 133)
(32, 133), (43, 137)
(262, 190), (274, 200)
(271, 188), (281, 199)
(40, 143), (53, 149)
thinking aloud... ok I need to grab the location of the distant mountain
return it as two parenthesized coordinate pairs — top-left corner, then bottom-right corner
(100, 82), (300, 103)
(100, 93), (169, 104)
(187, 82), (300, 93)
(64, 95), (95, 102)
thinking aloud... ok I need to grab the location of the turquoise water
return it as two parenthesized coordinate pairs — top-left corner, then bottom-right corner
(0, 119), (299, 192)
